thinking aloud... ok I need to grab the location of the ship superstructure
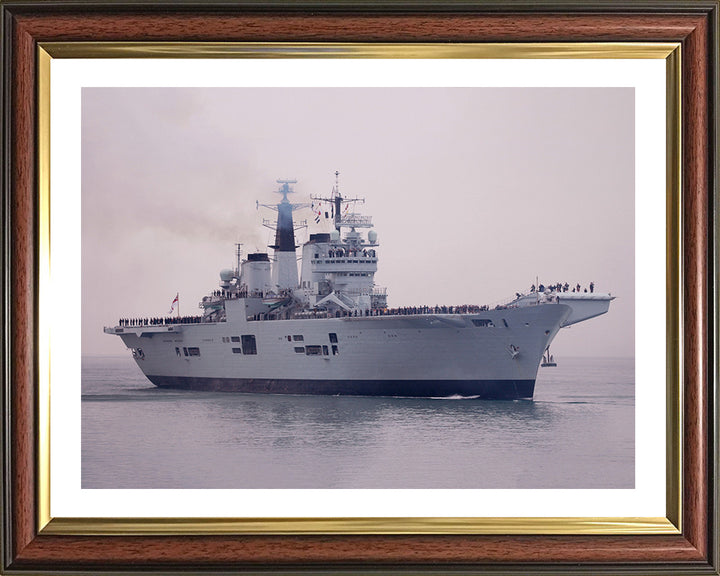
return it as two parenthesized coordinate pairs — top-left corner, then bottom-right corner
(105, 174), (613, 399)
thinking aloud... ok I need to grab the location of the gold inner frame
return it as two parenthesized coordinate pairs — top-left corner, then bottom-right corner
(36, 42), (682, 536)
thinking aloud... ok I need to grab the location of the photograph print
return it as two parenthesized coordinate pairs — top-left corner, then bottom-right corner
(82, 85), (634, 489)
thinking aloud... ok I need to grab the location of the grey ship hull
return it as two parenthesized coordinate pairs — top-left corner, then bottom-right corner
(146, 375), (536, 399)
(108, 301), (572, 399)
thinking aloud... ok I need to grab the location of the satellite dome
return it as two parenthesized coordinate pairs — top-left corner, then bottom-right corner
(330, 230), (340, 241)
(368, 230), (378, 243)
(219, 268), (234, 282)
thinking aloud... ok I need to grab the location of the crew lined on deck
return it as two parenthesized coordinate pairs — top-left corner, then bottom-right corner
(530, 282), (595, 294)
(119, 316), (203, 327)
(117, 283), (603, 328)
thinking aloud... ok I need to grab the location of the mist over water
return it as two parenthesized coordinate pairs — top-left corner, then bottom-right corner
(82, 355), (633, 489)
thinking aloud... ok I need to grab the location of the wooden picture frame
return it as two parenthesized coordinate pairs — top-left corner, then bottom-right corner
(1, 1), (717, 573)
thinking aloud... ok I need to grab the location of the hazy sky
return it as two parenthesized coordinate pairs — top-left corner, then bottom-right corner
(82, 87), (634, 357)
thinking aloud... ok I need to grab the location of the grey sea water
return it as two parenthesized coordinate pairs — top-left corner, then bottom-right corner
(81, 355), (634, 489)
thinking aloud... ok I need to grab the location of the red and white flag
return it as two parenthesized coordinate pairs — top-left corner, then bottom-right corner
(168, 293), (179, 314)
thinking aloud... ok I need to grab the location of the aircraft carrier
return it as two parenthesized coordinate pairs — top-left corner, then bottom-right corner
(105, 174), (613, 399)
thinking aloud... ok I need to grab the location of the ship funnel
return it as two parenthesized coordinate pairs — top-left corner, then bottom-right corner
(241, 253), (272, 295)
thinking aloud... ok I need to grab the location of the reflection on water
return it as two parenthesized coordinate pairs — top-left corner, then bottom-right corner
(82, 356), (634, 489)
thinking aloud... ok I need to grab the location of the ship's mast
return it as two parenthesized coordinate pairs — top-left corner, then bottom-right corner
(258, 179), (308, 290)
(234, 243), (243, 276)
(311, 171), (367, 233)
(262, 180), (301, 251)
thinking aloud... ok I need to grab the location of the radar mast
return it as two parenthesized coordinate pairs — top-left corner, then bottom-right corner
(311, 171), (370, 232)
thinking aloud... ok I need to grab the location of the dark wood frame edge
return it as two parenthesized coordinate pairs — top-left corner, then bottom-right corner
(1, 2), (717, 574)
(0, 0), (718, 14)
